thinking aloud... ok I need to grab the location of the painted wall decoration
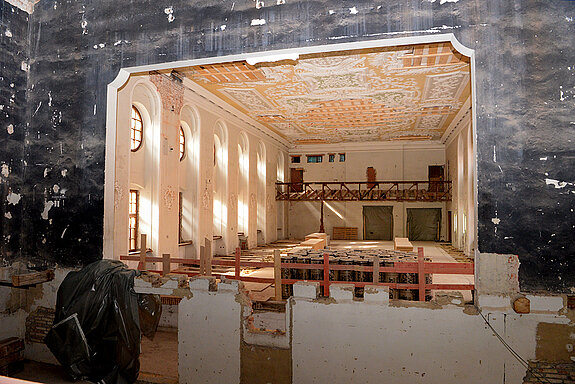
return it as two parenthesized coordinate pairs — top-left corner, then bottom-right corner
(183, 42), (470, 144)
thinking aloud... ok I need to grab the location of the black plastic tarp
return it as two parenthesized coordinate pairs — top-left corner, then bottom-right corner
(45, 260), (161, 384)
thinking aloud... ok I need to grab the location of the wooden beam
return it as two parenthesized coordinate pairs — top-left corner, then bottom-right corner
(235, 247), (241, 281)
(417, 247), (425, 302)
(139, 234), (147, 271)
(205, 238), (212, 276)
(162, 254), (171, 276)
(274, 249), (282, 300)
(199, 245), (206, 275)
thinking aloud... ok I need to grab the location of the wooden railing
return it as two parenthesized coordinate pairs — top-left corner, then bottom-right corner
(275, 181), (452, 201)
(120, 241), (473, 302)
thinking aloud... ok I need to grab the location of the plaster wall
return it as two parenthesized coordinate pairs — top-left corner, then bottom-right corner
(286, 145), (447, 240)
(288, 199), (446, 240)
(445, 115), (475, 254)
(290, 145), (445, 183)
(112, 73), (289, 258)
(0, 0), (573, 292)
(291, 285), (569, 384)
(0, 1), (27, 262)
(178, 278), (242, 384)
(158, 279), (572, 384)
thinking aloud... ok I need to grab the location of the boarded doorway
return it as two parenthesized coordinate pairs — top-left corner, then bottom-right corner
(290, 168), (303, 192)
(363, 206), (393, 240)
(407, 208), (441, 241)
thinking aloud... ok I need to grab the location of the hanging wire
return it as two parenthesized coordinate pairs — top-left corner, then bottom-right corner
(478, 309), (556, 384)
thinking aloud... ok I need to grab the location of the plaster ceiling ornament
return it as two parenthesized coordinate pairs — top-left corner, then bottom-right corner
(266, 194), (274, 213)
(182, 42), (471, 145)
(201, 188), (211, 211)
(421, 72), (469, 103)
(163, 185), (176, 211)
(114, 182), (124, 211)
(228, 193), (237, 211)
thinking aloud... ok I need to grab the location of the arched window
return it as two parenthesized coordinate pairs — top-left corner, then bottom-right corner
(179, 126), (186, 161)
(131, 106), (143, 151)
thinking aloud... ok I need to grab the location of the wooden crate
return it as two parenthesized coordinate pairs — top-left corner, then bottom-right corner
(0, 337), (24, 375)
(332, 227), (358, 240)
(0, 338), (23, 359)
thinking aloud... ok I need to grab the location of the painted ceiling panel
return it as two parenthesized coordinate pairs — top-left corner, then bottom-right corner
(180, 42), (471, 145)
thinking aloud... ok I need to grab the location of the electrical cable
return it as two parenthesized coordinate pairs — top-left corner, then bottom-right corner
(478, 308), (556, 384)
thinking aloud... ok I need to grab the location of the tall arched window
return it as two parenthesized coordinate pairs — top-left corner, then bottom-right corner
(131, 106), (143, 151)
(179, 126), (186, 161)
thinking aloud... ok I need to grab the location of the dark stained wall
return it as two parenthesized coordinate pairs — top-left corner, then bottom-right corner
(0, 1), (27, 263)
(5, 0), (575, 290)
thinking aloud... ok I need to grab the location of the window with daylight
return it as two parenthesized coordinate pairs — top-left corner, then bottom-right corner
(339, 153), (346, 162)
(129, 190), (139, 251)
(329, 154), (335, 162)
(131, 106), (143, 151)
(179, 126), (186, 161)
(307, 155), (323, 163)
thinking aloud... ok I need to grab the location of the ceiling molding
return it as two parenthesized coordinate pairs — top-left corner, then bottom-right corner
(181, 77), (290, 150)
(441, 97), (472, 146)
(289, 140), (445, 154)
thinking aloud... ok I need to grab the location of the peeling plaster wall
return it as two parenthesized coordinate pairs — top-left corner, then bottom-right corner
(133, 279), (573, 384)
(0, 0), (572, 291)
(0, 1), (28, 262)
(291, 284), (570, 384)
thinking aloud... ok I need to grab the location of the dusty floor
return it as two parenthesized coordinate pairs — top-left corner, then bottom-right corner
(139, 328), (178, 384)
(7, 329), (178, 384)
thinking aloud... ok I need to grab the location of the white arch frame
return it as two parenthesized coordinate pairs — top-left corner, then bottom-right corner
(105, 33), (477, 261)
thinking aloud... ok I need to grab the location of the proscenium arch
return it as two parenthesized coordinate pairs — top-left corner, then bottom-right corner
(104, 33), (476, 262)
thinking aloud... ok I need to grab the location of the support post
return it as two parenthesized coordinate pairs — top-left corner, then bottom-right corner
(323, 252), (330, 297)
(138, 234), (147, 271)
(372, 255), (380, 284)
(418, 247), (425, 301)
(274, 249), (282, 300)
(235, 247), (241, 281)
(162, 254), (171, 276)
(205, 238), (212, 276)
(319, 200), (325, 233)
(199, 245), (205, 275)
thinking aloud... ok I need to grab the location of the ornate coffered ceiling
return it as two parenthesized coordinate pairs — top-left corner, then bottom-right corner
(179, 42), (470, 145)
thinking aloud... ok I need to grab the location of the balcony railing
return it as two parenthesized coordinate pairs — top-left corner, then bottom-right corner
(275, 181), (452, 202)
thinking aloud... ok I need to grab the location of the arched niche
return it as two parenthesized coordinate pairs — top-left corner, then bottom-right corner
(256, 141), (266, 245)
(179, 105), (200, 257)
(237, 131), (249, 235)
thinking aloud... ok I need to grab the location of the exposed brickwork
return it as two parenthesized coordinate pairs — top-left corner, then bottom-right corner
(25, 306), (55, 343)
(149, 73), (184, 114)
(523, 361), (575, 384)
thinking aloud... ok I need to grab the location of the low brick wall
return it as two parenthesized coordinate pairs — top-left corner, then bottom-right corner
(523, 361), (575, 384)
(25, 307), (55, 344)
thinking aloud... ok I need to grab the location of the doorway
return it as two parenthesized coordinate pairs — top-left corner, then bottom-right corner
(363, 206), (393, 240)
(290, 168), (303, 192)
(407, 208), (441, 241)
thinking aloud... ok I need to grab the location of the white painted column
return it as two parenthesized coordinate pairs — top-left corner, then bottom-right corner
(247, 136), (258, 248)
(112, 80), (136, 259)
